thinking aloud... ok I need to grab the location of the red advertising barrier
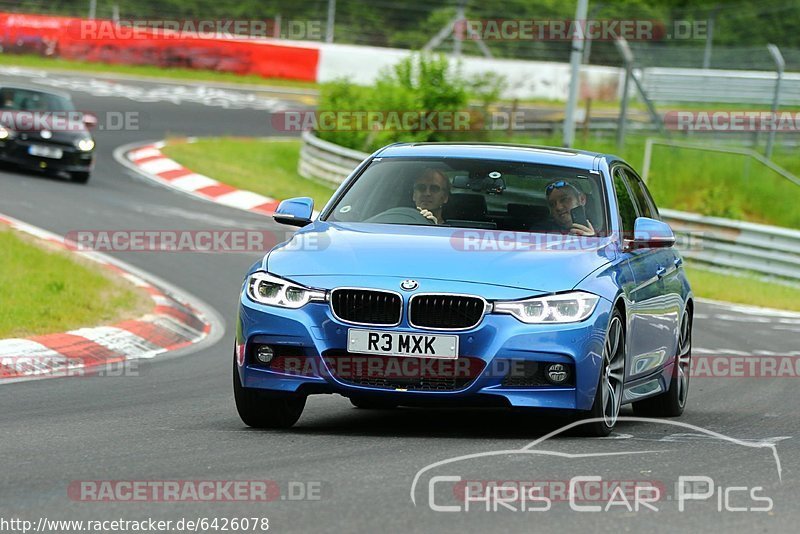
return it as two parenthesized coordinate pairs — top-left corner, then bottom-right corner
(0, 13), (320, 81)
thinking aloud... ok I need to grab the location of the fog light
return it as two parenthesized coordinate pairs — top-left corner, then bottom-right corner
(255, 345), (275, 364)
(546, 363), (569, 384)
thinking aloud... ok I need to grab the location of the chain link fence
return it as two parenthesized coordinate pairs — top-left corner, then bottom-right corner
(3, 0), (800, 152)
(3, 0), (798, 68)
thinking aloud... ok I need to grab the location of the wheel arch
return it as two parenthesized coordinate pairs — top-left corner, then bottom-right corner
(612, 293), (628, 334)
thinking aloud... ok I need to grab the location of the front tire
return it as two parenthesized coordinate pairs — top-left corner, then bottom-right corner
(633, 308), (692, 417)
(233, 357), (306, 428)
(578, 309), (626, 437)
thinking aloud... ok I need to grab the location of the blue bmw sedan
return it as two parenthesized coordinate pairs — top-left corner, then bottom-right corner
(234, 143), (693, 436)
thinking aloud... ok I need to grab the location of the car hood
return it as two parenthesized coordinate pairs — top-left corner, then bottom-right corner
(265, 221), (617, 293)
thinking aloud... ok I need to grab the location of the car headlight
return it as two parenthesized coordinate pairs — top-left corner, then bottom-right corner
(0, 126), (11, 140)
(493, 291), (600, 324)
(246, 272), (326, 309)
(76, 138), (95, 151)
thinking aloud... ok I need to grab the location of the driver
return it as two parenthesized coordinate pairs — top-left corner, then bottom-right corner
(413, 168), (449, 225)
(0, 89), (14, 109)
(545, 180), (596, 236)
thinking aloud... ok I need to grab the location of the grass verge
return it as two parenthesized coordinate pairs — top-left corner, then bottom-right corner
(685, 264), (800, 312)
(0, 53), (319, 92)
(0, 228), (152, 338)
(161, 138), (336, 208)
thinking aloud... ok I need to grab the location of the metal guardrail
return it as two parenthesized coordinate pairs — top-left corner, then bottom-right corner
(639, 67), (800, 105)
(298, 130), (368, 186)
(298, 132), (800, 280)
(661, 209), (800, 281)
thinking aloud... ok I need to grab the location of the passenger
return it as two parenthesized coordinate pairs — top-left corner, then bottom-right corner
(413, 169), (450, 225)
(545, 180), (596, 236)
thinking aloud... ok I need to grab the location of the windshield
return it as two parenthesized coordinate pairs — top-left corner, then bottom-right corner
(0, 88), (75, 111)
(324, 157), (609, 235)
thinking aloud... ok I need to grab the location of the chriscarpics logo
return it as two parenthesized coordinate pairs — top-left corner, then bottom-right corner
(411, 418), (784, 514)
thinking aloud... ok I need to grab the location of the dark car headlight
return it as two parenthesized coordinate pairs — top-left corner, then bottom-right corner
(76, 138), (95, 151)
(246, 272), (326, 309)
(493, 291), (600, 324)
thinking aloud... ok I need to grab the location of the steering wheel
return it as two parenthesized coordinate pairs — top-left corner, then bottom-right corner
(364, 206), (435, 225)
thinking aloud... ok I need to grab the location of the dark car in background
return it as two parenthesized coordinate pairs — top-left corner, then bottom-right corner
(0, 85), (96, 183)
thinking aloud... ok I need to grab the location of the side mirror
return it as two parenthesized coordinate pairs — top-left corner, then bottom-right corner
(273, 197), (314, 227)
(82, 112), (98, 130)
(630, 217), (675, 249)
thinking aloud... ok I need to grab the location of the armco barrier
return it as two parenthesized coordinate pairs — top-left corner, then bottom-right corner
(640, 67), (800, 106)
(298, 130), (368, 186)
(661, 209), (800, 280)
(298, 132), (800, 280)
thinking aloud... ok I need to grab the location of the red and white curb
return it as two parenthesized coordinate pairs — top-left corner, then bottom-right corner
(0, 213), (222, 384)
(119, 140), (283, 216)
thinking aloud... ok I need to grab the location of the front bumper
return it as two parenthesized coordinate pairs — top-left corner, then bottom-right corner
(236, 289), (613, 412)
(0, 139), (95, 173)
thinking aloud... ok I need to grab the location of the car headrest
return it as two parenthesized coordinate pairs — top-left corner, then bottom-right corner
(443, 193), (487, 221)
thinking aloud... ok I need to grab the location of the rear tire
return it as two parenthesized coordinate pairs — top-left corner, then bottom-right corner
(349, 396), (398, 410)
(576, 309), (626, 437)
(233, 357), (305, 428)
(633, 308), (692, 417)
(70, 171), (90, 184)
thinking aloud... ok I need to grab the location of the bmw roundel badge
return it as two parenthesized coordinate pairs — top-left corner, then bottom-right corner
(400, 279), (418, 291)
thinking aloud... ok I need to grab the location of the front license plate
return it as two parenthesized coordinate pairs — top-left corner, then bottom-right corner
(29, 145), (63, 159)
(347, 329), (458, 359)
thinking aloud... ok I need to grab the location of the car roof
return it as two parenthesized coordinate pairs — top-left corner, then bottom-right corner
(374, 142), (608, 170)
(0, 84), (73, 100)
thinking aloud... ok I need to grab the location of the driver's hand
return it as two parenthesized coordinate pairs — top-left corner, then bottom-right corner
(569, 220), (595, 236)
(417, 207), (438, 224)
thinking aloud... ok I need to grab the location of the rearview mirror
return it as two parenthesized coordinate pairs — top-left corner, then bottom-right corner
(630, 217), (675, 249)
(273, 197), (314, 227)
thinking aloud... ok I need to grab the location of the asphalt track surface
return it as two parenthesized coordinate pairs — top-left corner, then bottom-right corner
(1, 69), (799, 533)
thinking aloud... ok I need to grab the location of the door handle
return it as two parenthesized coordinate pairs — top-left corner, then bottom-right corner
(656, 266), (667, 278)
(674, 257), (683, 268)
